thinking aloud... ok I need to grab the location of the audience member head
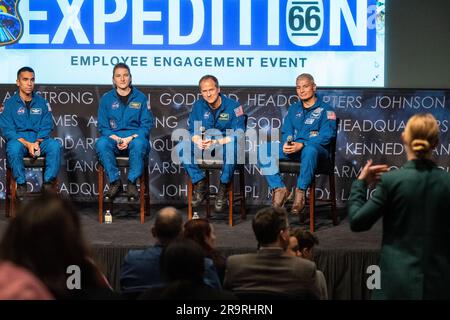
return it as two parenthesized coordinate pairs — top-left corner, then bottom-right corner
(402, 113), (439, 159)
(289, 228), (319, 260)
(252, 207), (290, 248)
(160, 239), (205, 284)
(183, 218), (216, 253)
(286, 235), (299, 257)
(0, 195), (102, 298)
(152, 207), (183, 246)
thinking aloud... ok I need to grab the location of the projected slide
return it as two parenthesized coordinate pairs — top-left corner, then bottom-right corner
(0, 0), (385, 86)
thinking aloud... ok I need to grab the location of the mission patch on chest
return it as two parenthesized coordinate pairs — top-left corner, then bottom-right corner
(30, 108), (42, 115)
(129, 102), (141, 109)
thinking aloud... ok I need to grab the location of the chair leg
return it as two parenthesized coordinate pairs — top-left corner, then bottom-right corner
(309, 180), (316, 232)
(144, 169), (150, 217)
(52, 179), (58, 193)
(5, 167), (11, 218)
(299, 186), (305, 224)
(239, 167), (246, 220)
(139, 175), (145, 224)
(187, 179), (193, 220)
(329, 173), (338, 225)
(10, 176), (16, 218)
(98, 165), (104, 224)
(228, 181), (233, 227)
(205, 171), (211, 218)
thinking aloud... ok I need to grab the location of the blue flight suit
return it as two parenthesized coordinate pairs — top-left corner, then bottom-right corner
(177, 93), (245, 184)
(0, 92), (61, 184)
(95, 87), (154, 183)
(259, 97), (337, 190)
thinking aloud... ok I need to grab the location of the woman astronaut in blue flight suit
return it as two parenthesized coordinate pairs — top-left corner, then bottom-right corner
(95, 63), (154, 201)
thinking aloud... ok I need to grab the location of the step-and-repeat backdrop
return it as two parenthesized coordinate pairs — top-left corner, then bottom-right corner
(0, 86), (448, 206)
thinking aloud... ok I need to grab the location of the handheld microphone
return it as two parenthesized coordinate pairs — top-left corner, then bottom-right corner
(287, 135), (293, 146)
(199, 126), (206, 156)
(199, 126), (206, 140)
(34, 149), (40, 158)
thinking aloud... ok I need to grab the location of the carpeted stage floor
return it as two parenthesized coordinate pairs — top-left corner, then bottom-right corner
(0, 202), (382, 300)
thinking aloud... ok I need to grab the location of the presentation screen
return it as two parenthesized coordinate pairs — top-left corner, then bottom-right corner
(0, 0), (385, 86)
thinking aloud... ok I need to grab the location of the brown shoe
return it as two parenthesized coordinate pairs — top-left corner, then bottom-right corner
(272, 187), (289, 208)
(291, 188), (306, 215)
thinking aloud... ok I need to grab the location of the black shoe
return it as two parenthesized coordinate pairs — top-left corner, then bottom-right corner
(16, 183), (27, 201)
(42, 181), (55, 194)
(104, 180), (122, 201)
(127, 181), (139, 202)
(192, 179), (207, 208)
(214, 183), (228, 213)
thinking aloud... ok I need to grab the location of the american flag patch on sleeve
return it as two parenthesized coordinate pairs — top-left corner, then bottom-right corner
(327, 111), (336, 120)
(234, 105), (244, 117)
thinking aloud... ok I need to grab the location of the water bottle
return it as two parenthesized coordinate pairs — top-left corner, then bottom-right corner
(105, 210), (112, 224)
(192, 212), (199, 219)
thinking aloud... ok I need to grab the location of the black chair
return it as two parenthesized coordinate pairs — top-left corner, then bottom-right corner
(98, 156), (150, 224)
(187, 161), (246, 226)
(5, 156), (58, 218)
(187, 115), (248, 226)
(278, 126), (339, 232)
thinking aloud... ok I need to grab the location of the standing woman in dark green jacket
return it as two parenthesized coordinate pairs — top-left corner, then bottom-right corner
(348, 113), (450, 300)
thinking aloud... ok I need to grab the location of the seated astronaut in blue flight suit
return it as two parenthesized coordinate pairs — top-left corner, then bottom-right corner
(177, 75), (246, 213)
(259, 73), (337, 215)
(96, 63), (154, 201)
(0, 66), (61, 199)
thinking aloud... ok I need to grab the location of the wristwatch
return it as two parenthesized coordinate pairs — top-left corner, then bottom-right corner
(131, 134), (138, 139)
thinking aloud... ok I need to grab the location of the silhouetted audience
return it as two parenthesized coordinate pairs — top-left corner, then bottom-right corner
(140, 240), (235, 300)
(120, 207), (221, 297)
(224, 207), (320, 299)
(0, 195), (114, 299)
(287, 228), (328, 300)
(184, 218), (226, 284)
(349, 113), (450, 299)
